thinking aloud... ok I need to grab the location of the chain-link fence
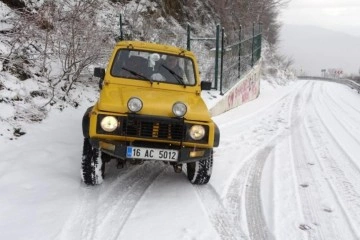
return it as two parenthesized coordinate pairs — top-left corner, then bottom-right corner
(187, 23), (262, 95)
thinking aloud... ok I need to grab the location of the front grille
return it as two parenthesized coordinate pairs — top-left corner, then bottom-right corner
(96, 114), (210, 145)
(123, 116), (185, 141)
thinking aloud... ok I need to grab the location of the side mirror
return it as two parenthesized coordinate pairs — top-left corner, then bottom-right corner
(200, 81), (212, 90)
(94, 67), (105, 90)
(94, 67), (105, 79)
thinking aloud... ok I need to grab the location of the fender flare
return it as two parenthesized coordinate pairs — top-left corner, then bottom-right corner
(213, 123), (220, 147)
(82, 106), (94, 138)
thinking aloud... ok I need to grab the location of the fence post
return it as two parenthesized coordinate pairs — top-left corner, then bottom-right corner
(238, 25), (242, 78)
(220, 27), (225, 95)
(251, 22), (255, 67)
(259, 23), (263, 60)
(214, 24), (220, 90)
(120, 14), (124, 40)
(187, 24), (191, 51)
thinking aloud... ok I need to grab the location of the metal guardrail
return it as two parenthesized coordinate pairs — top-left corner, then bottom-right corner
(297, 76), (360, 93)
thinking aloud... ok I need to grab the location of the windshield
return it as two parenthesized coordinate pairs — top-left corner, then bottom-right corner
(110, 49), (196, 86)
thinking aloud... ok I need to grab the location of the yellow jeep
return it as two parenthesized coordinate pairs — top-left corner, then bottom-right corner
(81, 41), (220, 185)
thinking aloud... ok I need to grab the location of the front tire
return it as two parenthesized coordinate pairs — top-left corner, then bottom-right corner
(187, 150), (213, 185)
(81, 138), (105, 185)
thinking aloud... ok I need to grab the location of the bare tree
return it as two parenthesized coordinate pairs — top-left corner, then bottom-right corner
(208, 0), (288, 45)
(44, 0), (114, 97)
(2, 0), (115, 109)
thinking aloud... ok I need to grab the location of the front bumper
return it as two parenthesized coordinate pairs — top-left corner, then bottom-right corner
(90, 139), (212, 163)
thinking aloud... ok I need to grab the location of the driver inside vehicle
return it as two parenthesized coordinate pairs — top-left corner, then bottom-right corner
(152, 55), (186, 84)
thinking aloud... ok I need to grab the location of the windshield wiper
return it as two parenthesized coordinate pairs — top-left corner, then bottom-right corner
(121, 67), (153, 84)
(161, 64), (186, 87)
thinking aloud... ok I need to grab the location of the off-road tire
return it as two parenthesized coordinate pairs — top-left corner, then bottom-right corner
(187, 150), (213, 185)
(81, 138), (105, 185)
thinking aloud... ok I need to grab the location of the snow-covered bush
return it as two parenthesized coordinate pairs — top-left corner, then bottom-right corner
(261, 41), (296, 85)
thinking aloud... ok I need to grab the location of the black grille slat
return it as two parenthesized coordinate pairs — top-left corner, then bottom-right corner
(124, 119), (138, 136)
(158, 123), (169, 139)
(171, 125), (183, 140)
(123, 117), (185, 141)
(140, 121), (153, 137)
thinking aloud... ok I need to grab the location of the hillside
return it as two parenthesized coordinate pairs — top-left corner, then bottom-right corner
(0, 0), (215, 139)
(0, 0), (287, 140)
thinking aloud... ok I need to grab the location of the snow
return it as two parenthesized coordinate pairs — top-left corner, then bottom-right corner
(1, 78), (360, 240)
(1, 0), (359, 238)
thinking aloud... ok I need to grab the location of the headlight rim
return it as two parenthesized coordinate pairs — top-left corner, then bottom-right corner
(172, 101), (187, 117)
(100, 116), (119, 132)
(127, 97), (143, 113)
(189, 125), (206, 141)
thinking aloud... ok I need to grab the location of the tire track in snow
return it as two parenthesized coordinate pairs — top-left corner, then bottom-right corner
(305, 112), (360, 239)
(244, 146), (275, 240)
(321, 85), (360, 149)
(287, 81), (332, 240)
(242, 81), (312, 240)
(312, 83), (360, 178)
(225, 134), (289, 240)
(300, 113), (359, 240)
(241, 82), (313, 240)
(221, 143), (277, 240)
(55, 162), (166, 240)
(216, 84), (309, 240)
(224, 158), (253, 238)
(216, 80), (359, 240)
(222, 115), (293, 239)
(98, 164), (166, 240)
(324, 83), (360, 117)
(195, 81), (309, 240)
(304, 85), (360, 238)
(290, 120), (332, 239)
(194, 183), (248, 240)
(195, 106), (292, 240)
(289, 81), (356, 239)
(55, 184), (101, 240)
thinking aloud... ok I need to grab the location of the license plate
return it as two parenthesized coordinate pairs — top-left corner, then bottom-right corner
(126, 147), (178, 162)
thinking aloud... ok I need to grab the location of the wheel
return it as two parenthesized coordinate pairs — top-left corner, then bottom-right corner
(186, 150), (213, 185)
(81, 138), (105, 185)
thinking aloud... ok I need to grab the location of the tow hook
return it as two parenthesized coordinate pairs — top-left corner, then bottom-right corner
(173, 164), (182, 173)
(117, 159), (126, 169)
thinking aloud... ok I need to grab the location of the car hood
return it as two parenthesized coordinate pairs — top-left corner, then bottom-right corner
(97, 85), (211, 121)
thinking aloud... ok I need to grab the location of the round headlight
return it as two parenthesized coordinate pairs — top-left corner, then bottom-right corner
(100, 116), (118, 132)
(172, 102), (187, 117)
(189, 125), (205, 140)
(127, 97), (143, 112)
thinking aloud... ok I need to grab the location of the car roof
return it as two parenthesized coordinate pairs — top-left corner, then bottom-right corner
(115, 41), (195, 58)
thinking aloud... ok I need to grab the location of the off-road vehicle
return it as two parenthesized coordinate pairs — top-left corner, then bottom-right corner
(81, 41), (220, 185)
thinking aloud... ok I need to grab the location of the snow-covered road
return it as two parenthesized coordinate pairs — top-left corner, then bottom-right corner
(1, 80), (360, 240)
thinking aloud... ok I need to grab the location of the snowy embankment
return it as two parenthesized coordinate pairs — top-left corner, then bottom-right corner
(1, 79), (360, 240)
